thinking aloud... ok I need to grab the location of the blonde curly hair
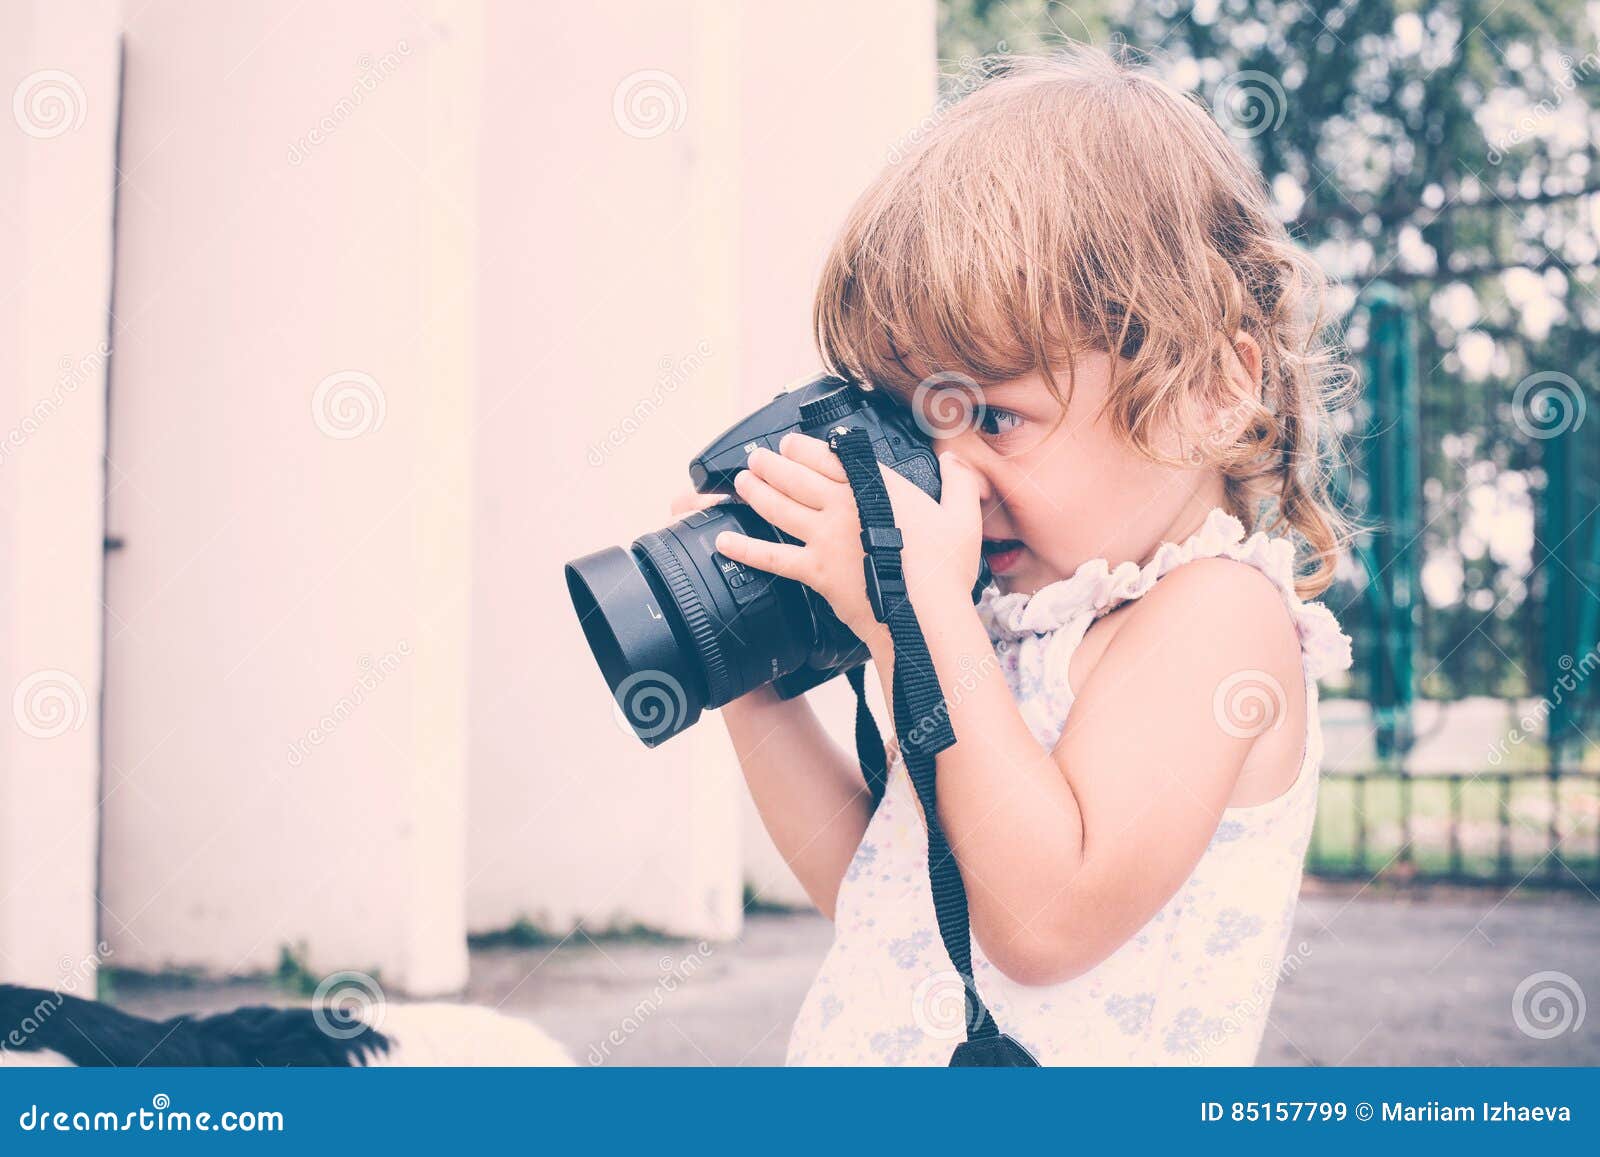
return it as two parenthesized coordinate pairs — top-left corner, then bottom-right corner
(813, 46), (1352, 596)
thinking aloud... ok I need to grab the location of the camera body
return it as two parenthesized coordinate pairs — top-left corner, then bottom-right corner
(689, 375), (948, 692)
(565, 375), (985, 746)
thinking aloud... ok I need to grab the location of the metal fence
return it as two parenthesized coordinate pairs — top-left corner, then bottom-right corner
(1309, 769), (1600, 889)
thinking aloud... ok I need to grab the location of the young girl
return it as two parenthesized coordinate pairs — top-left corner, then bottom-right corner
(676, 46), (1353, 1065)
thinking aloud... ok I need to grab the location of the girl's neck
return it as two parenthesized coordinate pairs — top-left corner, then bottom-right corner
(1146, 479), (1232, 562)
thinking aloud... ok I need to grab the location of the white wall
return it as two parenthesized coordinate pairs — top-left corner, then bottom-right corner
(99, 2), (475, 994)
(0, 0), (120, 988)
(1, 0), (936, 990)
(465, 0), (936, 932)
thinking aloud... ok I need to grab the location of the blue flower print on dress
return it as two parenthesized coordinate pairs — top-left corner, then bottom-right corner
(1163, 1006), (1228, 1056)
(869, 1026), (923, 1065)
(1208, 819), (1247, 848)
(887, 930), (933, 970)
(1206, 907), (1264, 956)
(844, 842), (877, 883)
(1104, 992), (1156, 1036)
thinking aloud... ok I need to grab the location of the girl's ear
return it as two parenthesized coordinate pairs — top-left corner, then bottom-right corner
(1227, 330), (1263, 394)
(1181, 331), (1264, 466)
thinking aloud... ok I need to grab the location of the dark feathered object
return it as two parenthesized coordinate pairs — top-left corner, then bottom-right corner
(0, 984), (389, 1067)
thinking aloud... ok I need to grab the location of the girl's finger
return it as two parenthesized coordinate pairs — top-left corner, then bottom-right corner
(733, 469), (816, 539)
(745, 446), (838, 510)
(935, 451), (983, 515)
(776, 431), (849, 483)
(878, 460), (941, 514)
(714, 530), (811, 584)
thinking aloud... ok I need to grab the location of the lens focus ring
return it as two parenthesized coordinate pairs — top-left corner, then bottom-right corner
(635, 530), (733, 707)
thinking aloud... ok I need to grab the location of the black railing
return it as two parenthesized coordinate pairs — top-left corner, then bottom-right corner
(1308, 769), (1600, 889)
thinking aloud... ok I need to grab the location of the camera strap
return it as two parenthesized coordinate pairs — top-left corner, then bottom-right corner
(825, 426), (1039, 1068)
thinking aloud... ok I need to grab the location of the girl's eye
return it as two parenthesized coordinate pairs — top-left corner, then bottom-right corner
(977, 406), (1023, 437)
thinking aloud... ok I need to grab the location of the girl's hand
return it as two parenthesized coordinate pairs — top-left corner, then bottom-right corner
(713, 432), (985, 647)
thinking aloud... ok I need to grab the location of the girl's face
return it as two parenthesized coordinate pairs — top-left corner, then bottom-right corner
(913, 353), (1228, 596)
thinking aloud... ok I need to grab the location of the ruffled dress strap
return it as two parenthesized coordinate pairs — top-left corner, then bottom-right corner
(975, 508), (1353, 681)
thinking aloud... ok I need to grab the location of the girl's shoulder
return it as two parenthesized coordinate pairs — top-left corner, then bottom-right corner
(984, 508), (1353, 685)
(1079, 554), (1304, 692)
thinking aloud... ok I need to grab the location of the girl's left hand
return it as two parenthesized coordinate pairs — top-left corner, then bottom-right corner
(714, 432), (985, 646)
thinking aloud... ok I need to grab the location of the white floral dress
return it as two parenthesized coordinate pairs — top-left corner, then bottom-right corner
(786, 509), (1353, 1066)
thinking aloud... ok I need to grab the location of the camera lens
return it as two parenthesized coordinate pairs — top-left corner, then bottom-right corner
(565, 502), (813, 747)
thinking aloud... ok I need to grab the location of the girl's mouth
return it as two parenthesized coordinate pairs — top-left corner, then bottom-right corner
(981, 537), (1025, 575)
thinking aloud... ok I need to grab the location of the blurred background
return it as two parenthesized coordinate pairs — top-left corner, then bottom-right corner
(0, 0), (1594, 1065)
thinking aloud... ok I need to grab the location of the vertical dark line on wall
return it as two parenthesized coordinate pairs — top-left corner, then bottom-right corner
(94, 33), (128, 965)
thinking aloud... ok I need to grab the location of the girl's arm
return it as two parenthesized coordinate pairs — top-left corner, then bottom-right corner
(669, 491), (872, 919)
(867, 555), (1303, 985)
(716, 684), (872, 919)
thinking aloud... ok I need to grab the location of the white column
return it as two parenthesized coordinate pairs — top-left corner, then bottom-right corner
(0, 0), (120, 988)
(99, 2), (475, 994)
(465, 0), (936, 932)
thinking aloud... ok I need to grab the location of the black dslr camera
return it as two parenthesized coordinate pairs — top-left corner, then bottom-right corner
(564, 375), (988, 747)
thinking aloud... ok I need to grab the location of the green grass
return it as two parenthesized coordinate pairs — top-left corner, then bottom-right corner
(1310, 771), (1600, 885)
(468, 916), (681, 949)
